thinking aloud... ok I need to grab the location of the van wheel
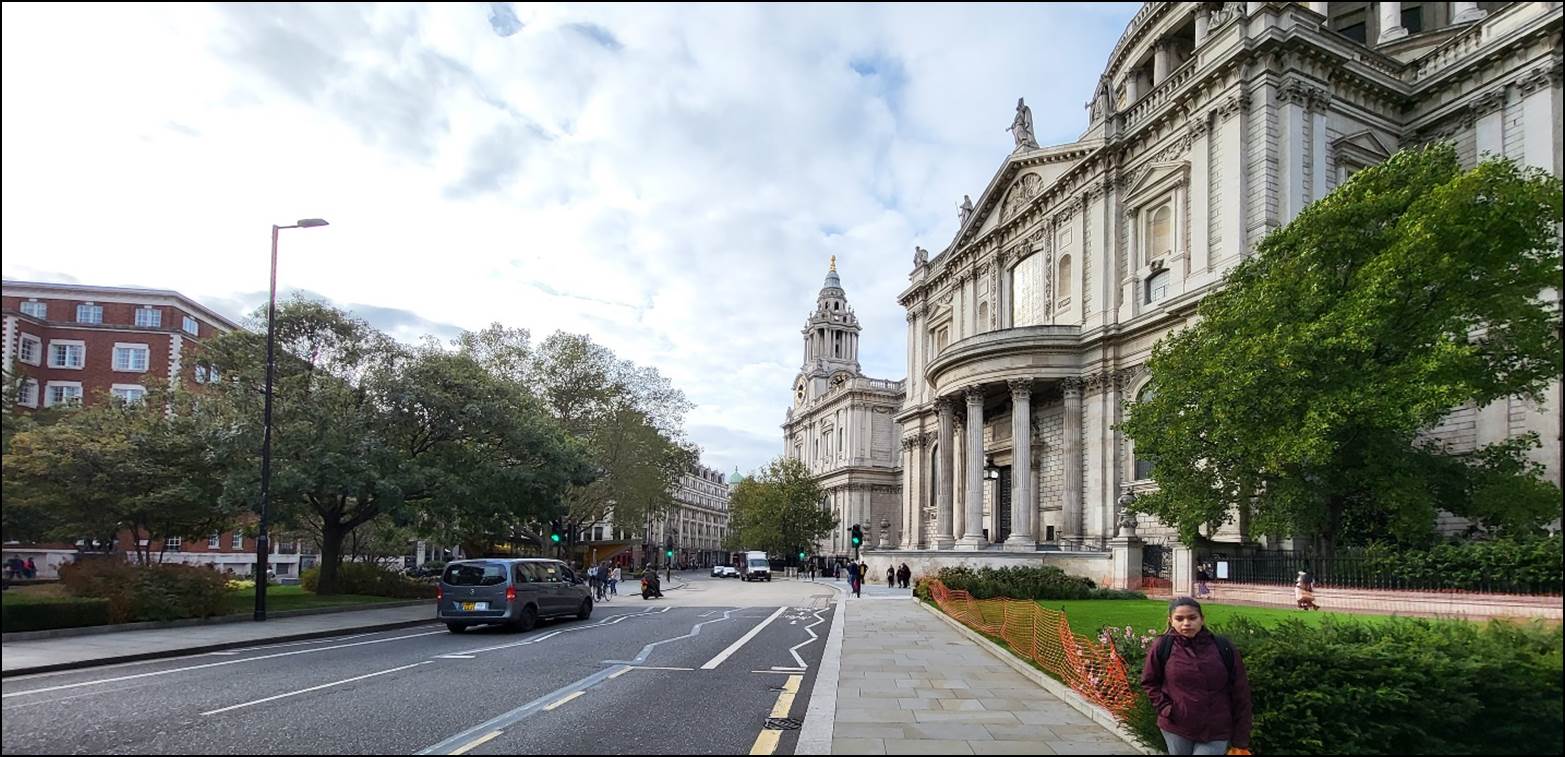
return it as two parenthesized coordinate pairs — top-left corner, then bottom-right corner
(446, 623), (468, 634)
(577, 598), (593, 620)
(514, 605), (538, 632)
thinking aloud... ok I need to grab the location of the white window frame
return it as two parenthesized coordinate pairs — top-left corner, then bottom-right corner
(111, 384), (147, 405)
(17, 378), (39, 408)
(44, 381), (83, 407)
(113, 343), (150, 373)
(76, 303), (103, 324)
(182, 315), (199, 336)
(17, 333), (42, 366)
(209, 533), (222, 549)
(1146, 268), (1171, 305)
(164, 537), (182, 553)
(48, 340), (85, 370)
(232, 532), (244, 550)
(20, 300), (46, 319)
(135, 307), (162, 328)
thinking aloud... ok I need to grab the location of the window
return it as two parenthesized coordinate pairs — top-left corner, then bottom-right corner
(20, 300), (46, 319)
(209, 533), (221, 549)
(276, 563), (292, 575)
(76, 303), (102, 324)
(1146, 269), (1171, 305)
(195, 364), (208, 384)
(936, 326), (950, 352)
(1401, 5), (1423, 34)
(135, 308), (162, 328)
(17, 379), (39, 408)
(182, 315), (199, 336)
(111, 385), (146, 404)
(1011, 252), (1046, 327)
(114, 344), (150, 372)
(1046, 525), (1056, 542)
(593, 526), (604, 541)
(443, 562), (507, 586)
(1133, 384), (1157, 480)
(1331, 8), (1368, 43)
(17, 333), (41, 365)
(233, 532), (244, 550)
(1148, 205), (1173, 263)
(46, 382), (83, 407)
(164, 537), (183, 553)
(49, 341), (84, 369)
(1057, 255), (1073, 305)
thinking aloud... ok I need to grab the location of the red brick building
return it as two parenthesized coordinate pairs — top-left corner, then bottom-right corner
(2, 279), (239, 408)
(2, 280), (318, 580)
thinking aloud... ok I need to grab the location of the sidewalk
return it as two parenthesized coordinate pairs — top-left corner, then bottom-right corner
(2, 603), (434, 677)
(815, 597), (1138, 755)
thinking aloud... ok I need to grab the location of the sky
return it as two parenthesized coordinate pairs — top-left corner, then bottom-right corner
(1, 2), (1139, 479)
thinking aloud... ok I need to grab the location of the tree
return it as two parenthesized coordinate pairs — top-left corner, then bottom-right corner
(2, 384), (239, 563)
(728, 457), (836, 557)
(205, 300), (592, 593)
(1122, 145), (1564, 548)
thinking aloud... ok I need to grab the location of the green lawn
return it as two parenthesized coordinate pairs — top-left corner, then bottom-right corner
(223, 585), (408, 614)
(1040, 598), (1440, 637)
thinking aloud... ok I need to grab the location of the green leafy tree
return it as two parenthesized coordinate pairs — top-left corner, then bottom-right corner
(728, 457), (836, 557)
(2, 383), (239, 563)
(1121, 145), (1563, 549)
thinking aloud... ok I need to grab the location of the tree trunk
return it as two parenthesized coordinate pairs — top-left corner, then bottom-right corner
(316, 520), (347, 595)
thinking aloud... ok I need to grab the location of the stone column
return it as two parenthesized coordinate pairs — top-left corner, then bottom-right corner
(1452, 2), (1487, 23)
(1005, 380), (1035, 551)
(953, 413), (966, 541)
(1194, 8), (1210, 44)
(934, 398), (955, 550)
(1378, 2), (1408, 44)
(1062, 378), (1084, 547)
(959, 387), (987, 549)
(1152, 40), (1171, 84)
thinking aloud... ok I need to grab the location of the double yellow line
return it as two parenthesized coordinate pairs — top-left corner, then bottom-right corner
(749, 674), (802, 755)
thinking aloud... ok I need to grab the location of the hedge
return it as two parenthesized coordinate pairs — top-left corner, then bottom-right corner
(927, 565), (1147, 601)
(300, 562), (435, 599)
(1, 596), (112, 633)
(1103, 615), (1563, 754)
(1357, 536), (1563, 593)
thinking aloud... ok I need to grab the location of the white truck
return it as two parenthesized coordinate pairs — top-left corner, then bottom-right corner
(740, 550), (771, 582)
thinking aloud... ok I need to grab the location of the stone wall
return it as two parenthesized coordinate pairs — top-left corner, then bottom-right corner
(855, 550), (1115, 590)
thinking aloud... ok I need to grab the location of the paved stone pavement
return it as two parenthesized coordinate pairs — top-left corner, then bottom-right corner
(830, 597), (1138, 755)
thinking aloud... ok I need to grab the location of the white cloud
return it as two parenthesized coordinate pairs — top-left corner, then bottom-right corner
(2, 2), (1138, 477)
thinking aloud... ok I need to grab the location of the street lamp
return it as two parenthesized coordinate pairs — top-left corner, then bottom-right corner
(256, 218), (329, 622)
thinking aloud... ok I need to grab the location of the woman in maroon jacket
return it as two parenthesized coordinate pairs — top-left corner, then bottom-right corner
(1139, 597), (1253, 754)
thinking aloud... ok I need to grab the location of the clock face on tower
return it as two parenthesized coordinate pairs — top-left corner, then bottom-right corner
(794, 378), (807, 406)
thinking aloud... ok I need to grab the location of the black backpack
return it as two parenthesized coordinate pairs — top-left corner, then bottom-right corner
(1155, 632), (1236, 683)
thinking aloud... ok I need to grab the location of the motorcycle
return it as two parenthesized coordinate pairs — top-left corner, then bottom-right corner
(641, 573), (664, 600)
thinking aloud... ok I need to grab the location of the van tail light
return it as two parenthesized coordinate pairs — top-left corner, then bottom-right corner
(436, 585), (443, 601)
(506, 586), (517, 603)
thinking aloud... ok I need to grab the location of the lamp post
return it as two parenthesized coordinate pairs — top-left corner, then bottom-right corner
(256, 218), (329, 622)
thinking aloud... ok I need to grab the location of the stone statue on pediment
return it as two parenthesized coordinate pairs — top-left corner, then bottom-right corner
(959, 195), (974, 226)
(913, 246), (928, 267)
(1008, 97), (1039, 150)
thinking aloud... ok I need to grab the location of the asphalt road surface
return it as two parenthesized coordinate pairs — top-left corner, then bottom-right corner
(1, 574), (839, 755)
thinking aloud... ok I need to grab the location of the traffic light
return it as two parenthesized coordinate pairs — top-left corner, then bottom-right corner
(549, 519), (562, 544)
(850, 524), (863, 548)
(798, 551), (806, 560)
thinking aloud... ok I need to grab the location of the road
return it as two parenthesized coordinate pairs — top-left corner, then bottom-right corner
(1, 574), (840, 755)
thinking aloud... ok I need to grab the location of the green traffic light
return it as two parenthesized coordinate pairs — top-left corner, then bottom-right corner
(550, 534), (561, 543)
(665, 549), (674, 558)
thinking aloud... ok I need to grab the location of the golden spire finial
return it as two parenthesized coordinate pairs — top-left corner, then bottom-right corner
(830, 255), (836, 272)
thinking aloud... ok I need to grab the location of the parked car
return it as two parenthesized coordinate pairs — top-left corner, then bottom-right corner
(715, 565), (739, 578)
(710, 564), (725, 578)
(436, 558), (592, 634)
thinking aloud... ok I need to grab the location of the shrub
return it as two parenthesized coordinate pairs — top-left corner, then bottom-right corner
(1, 596), (112, 633)
(1110, 615), (1564, 754)
(300, 562), (434, 599)
(1358, 535), (1563, 593)
(932, 565), (1144, 601)
(58, 560), (230, 623)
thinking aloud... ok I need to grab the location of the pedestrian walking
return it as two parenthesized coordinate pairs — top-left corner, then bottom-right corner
(24, 558), (36, 579)
(3, 557), (20, 580)
(897, 563), (911, 589)
(1195, 565), (1211, 598)
(1140, 597), (1253, 755)
(609, 566), (621, 598)
(887, 566), (896, 587)
(1295, 570), (1320, 611)
(846, 561), (861, 597)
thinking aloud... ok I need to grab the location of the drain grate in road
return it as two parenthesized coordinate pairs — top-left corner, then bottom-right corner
(764, 717), (803, 731)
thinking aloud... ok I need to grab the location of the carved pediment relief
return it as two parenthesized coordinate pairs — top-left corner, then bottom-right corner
(1000, 172), (1045, 220)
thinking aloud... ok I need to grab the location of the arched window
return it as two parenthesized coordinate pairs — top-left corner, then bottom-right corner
(1146, 269), (1170, 304)
(1133, 383), (1157, 480)
(1056, 255), (1073, 305)
(978, 301), (989, 330)
(1148, 205), (1172, 263)
(1011, 252), (1045, 327)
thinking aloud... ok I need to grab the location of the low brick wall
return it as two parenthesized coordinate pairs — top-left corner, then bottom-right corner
(852, 549), (1115, 589)
(1203, 581), (1562, 620)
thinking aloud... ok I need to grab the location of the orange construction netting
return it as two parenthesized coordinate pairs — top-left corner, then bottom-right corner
(926, 579), (1141, 718)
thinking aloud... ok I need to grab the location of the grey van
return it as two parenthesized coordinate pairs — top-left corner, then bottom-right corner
(437, 558), (593, 633)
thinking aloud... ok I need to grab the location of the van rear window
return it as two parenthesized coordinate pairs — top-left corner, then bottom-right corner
(443, 562), (507, 587)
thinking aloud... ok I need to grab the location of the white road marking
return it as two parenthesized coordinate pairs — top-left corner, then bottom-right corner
(200, 661), (432, 715)
(699, 606), (786, 670)
(436, 655), (476, 659)
(787, 607), (829, 668)
(1, 630), (448, 699)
